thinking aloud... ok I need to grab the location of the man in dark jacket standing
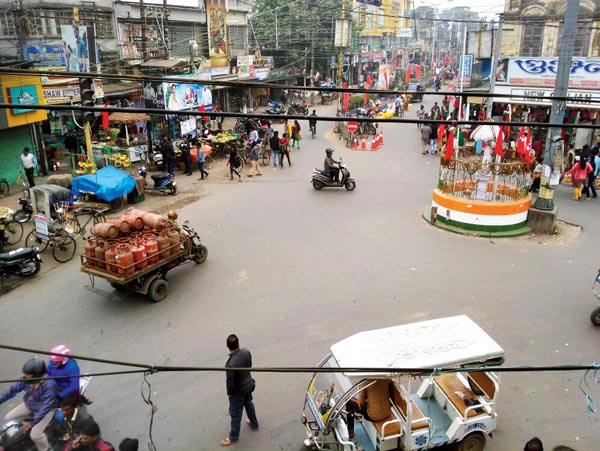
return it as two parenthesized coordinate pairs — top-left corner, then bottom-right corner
(220, 334), (259, 447)
(161, 135), (175, 176)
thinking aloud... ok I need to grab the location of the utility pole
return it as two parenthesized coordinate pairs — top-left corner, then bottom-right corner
(486, 16), (502, 118)
(14, 0), (27, 60)
(140, 0), (147, 62)
(533, 0), (579, 212)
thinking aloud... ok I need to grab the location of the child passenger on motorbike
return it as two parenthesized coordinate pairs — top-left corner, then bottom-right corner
(0, 358), (58, 451)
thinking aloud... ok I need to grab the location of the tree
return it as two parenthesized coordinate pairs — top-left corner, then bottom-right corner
(250, 0), (346, 74)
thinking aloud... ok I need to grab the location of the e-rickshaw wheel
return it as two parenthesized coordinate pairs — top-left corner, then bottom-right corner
(591, 306), (600, 326)
(148, 278), (169, 302)
(457, 432), (486, 451)
(109, 196), (124, 212)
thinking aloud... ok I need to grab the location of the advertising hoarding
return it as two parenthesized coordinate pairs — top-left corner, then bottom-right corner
(162, 82), (213, 111)
(60, 25), (98, 72)
(24, 45), (65, 67)
(206, 0), (228, 69)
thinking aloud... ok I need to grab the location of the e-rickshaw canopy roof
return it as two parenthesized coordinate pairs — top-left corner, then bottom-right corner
(330, 315), (504, 378)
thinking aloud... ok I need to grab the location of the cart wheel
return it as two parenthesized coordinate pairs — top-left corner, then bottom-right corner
(5, 220), (24, 245)
(148, 278), (168, 302)
(109, 196), (124, 212)
(193, 245), (208, 264)
(457, 432), (486, 451)
(25, 230), (49, 253)
(52, 235), (77, 263)
(591, 307), (600, 326)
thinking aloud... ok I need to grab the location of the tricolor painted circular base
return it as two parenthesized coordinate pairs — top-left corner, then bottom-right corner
(431, 189), (532, 233)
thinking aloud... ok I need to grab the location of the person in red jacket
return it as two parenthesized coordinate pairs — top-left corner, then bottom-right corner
(564, 156), (593, 201)
(65, 419), (115, 451)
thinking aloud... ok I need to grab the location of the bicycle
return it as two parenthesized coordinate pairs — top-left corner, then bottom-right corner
(0, 212), (24, 251)
(63, 206), (107, 238)
(0, 178), (9, 198)
(25, 229), (77, 263)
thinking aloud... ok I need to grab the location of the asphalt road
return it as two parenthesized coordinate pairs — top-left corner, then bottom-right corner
(1, 94), (600, 451)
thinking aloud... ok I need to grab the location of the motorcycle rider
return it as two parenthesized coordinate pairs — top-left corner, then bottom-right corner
(47, 344), (89, 403)
(309, 110), (317, 136)
(324, 148), (340, 182)
(0, 358), (58, 451)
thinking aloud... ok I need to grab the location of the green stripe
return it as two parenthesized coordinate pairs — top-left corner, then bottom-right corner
(435, 215), (527, 233)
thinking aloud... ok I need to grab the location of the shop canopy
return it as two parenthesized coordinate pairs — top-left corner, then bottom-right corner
(109, 112), (151, 124)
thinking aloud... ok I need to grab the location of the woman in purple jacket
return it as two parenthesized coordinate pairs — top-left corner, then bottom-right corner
(0, 358), (58, 451)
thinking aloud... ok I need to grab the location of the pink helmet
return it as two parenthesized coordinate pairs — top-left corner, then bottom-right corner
(49, 344), (70, 363)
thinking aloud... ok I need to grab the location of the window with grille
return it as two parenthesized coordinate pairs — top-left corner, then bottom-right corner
(0, 11), (16, 37)
(227, 25), (248, 54)
(521, 22), (544, 57)
(78, 11), (114, 38)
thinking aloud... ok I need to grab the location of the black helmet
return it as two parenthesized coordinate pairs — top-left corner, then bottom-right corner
(325, 148), (333, 156)
(22, 358), (46, 378)
(138, 166), (147, 177)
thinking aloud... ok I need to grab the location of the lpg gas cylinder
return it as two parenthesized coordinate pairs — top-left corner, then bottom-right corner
(94, 240), (107, 270)
(155, 232), (170, 259)
(166, 227), (180, 251)
(85, 237), (96, 267)
(105, 241), (118, 273)
(143, 212), (166, 230)
(131, 239), (148, 271)
(115, 243), (135, 276)
(143, 234), (159, 264)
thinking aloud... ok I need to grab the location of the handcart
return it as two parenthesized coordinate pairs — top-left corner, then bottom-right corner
(71, 166), (137, 212)
(80, 223), (207, 302)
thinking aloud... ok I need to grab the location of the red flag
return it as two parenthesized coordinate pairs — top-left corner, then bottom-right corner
(101, 102), (109, 129)
(364, 75), (372, 106)
(415, 64), (422, 79)
(516, 126), (525, 155)
(524, 129), (532, 164)
(437, 123), (445, 144)
(494, 127), (504, 157)
(444, 129), (455, 160)
(405, 65), (412, 84)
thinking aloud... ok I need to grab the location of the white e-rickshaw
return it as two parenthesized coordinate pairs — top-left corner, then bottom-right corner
(302, 316), (505, 451)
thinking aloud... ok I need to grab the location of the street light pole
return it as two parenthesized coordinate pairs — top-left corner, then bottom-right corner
(533, 0), (580, 212)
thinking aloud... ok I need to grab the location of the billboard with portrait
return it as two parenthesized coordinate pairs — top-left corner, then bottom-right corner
(162, 82), (213, 111)
(60, 25), (98, 72)
(143, 81), (165, 109)
(205, 0), (228, 69)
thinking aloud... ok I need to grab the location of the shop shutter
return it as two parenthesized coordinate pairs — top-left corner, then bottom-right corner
(0, 125), (34, 185)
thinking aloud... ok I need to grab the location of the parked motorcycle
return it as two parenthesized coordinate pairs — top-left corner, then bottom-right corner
(288, 102), (309, 115)
(311, 159), (356, 191)
(0, 377), (91, 451)
(13, 191), (33, 223)
(0, 246), (41, 280)
(138, 166), (177, 195)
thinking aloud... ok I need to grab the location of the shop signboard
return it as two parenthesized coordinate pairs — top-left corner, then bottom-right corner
(254, 68), (270, 80)
(60, 25), (98, 73)
(269, 69), (288, 80)
(24, 45), (65, 67)
(458, 54), (473, 87)
(237, 65), (255, 79)
(42, 86), (81, 105)
(180, 117), (196, 137)
(494, 85), (600, 109)
(237, 55), (255, 66)
(8, 85), (39, 114)
(496, 57), (600, 89)
(206, 0), (228, 69)
(162, 82), (213, 112)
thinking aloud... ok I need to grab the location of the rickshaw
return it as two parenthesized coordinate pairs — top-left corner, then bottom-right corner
(302, 315), (505, 451)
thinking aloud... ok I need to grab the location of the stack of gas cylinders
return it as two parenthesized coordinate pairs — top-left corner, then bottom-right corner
(84, 209), (182, 276)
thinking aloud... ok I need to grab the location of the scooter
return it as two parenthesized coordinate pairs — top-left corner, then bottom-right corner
(138, 166), (177, 196)
(311, 159), (356, 191)
(0, 377), (92, 451)
(0, 246), (41, 281)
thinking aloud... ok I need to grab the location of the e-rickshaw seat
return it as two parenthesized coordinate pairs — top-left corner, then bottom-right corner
(434, 374), (480, 418)
(374, 413), (402, 437)
(390, 384), (429, 430)
(466, 371), (496, 399)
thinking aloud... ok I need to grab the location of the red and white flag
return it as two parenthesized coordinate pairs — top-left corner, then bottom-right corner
(516, 126), (526, 155)
(444, 129), (455, 160)
(494, 127), (504, 158)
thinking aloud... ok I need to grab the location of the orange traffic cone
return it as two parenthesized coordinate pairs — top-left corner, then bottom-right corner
(361, 137), (367, 151)
(370, 134), (379, 151)
(379, 130), (384, 145)
(352, 135), (358, 150)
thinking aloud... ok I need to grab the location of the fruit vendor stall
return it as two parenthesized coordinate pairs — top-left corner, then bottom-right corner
(205, 131), (239, 156)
